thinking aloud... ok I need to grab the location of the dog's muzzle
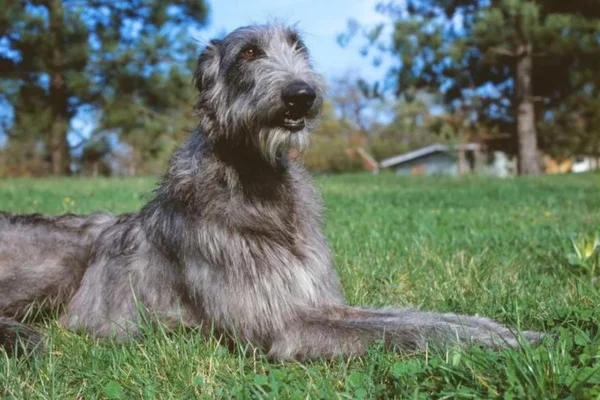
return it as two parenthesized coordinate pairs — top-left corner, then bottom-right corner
(280, 80), (316, 131)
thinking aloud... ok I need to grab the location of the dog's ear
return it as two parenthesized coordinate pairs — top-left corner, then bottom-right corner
(194, 39), (222, 94)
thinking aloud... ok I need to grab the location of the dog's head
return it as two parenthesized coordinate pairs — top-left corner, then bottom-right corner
(194, 23), (325, 163)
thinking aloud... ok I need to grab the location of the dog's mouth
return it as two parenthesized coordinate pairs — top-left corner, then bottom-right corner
(280, 116), (305, 132)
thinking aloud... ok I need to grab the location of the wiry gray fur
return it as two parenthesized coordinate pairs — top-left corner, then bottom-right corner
(0, 23), (542, 359)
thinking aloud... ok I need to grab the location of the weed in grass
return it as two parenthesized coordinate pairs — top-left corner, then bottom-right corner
(567, 233), (600, 283)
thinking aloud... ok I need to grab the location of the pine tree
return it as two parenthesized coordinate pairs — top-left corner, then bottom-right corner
(0, 0), (209, 175)
(351, 0), (600, 175)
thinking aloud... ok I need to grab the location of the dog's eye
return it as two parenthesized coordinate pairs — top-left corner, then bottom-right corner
(240, 46), (262, 61)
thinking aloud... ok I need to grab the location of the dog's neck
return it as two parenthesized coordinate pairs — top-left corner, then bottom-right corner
(209, 136), (294, 201)
(196, 113), (293, 172)
(210, 135), (290, 172)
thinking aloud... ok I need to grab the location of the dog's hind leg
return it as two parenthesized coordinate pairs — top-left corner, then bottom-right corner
(0, 227), (90, 318)
(0, 214), (106, 355)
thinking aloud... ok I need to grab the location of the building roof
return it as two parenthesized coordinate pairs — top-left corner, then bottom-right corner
(379, 143), (481, 169)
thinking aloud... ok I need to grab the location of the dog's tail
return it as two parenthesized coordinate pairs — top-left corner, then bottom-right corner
(268, 306), (543, 360)
(0, 318), (45, 357)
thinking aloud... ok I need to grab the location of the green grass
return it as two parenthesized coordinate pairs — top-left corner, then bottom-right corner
(1, 172), (600, 399)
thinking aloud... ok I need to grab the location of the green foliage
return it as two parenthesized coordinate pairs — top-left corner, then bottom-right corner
(0, 137), (49, 177)
(368, 136), (409, 161)
(301, 100), (366, 174)
(350, 0), (600, 162)
(0, 0), (209, 175)
(374, 94), (457, 145)
(1, 172), (599, 398)
(302, 135), (365, 174)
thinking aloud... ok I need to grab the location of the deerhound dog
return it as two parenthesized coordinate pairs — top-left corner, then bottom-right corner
(0, 23), (542, 359)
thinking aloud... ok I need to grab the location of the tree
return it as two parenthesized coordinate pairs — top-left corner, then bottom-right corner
(79, 135), (112, 177)
(0, 0), (209, 175)
(328, 72), (383, 136)
(346, 0), (600, 175)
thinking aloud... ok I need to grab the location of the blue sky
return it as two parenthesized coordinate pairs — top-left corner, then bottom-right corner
(194, 0), (395, 82)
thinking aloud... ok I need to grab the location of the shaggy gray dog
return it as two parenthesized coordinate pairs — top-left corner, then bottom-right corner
(0, 23), (542, 359)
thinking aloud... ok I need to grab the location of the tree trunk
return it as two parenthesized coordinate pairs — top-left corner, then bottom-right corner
(457, 146), (467, 175)
(515, 43), (540, 175)
(48, 0), (71, 175)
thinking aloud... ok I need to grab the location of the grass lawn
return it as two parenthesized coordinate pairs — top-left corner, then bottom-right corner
(1, 172), (599, 398)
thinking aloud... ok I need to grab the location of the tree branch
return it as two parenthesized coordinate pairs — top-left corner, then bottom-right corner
(489, 46), (517, 57)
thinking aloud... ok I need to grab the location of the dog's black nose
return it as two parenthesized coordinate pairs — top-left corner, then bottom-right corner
(282, 81), (316, 115)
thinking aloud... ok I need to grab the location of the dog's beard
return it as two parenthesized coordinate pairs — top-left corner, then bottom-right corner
(255, 127), (310, 164)
(211, 99), (318, 164)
